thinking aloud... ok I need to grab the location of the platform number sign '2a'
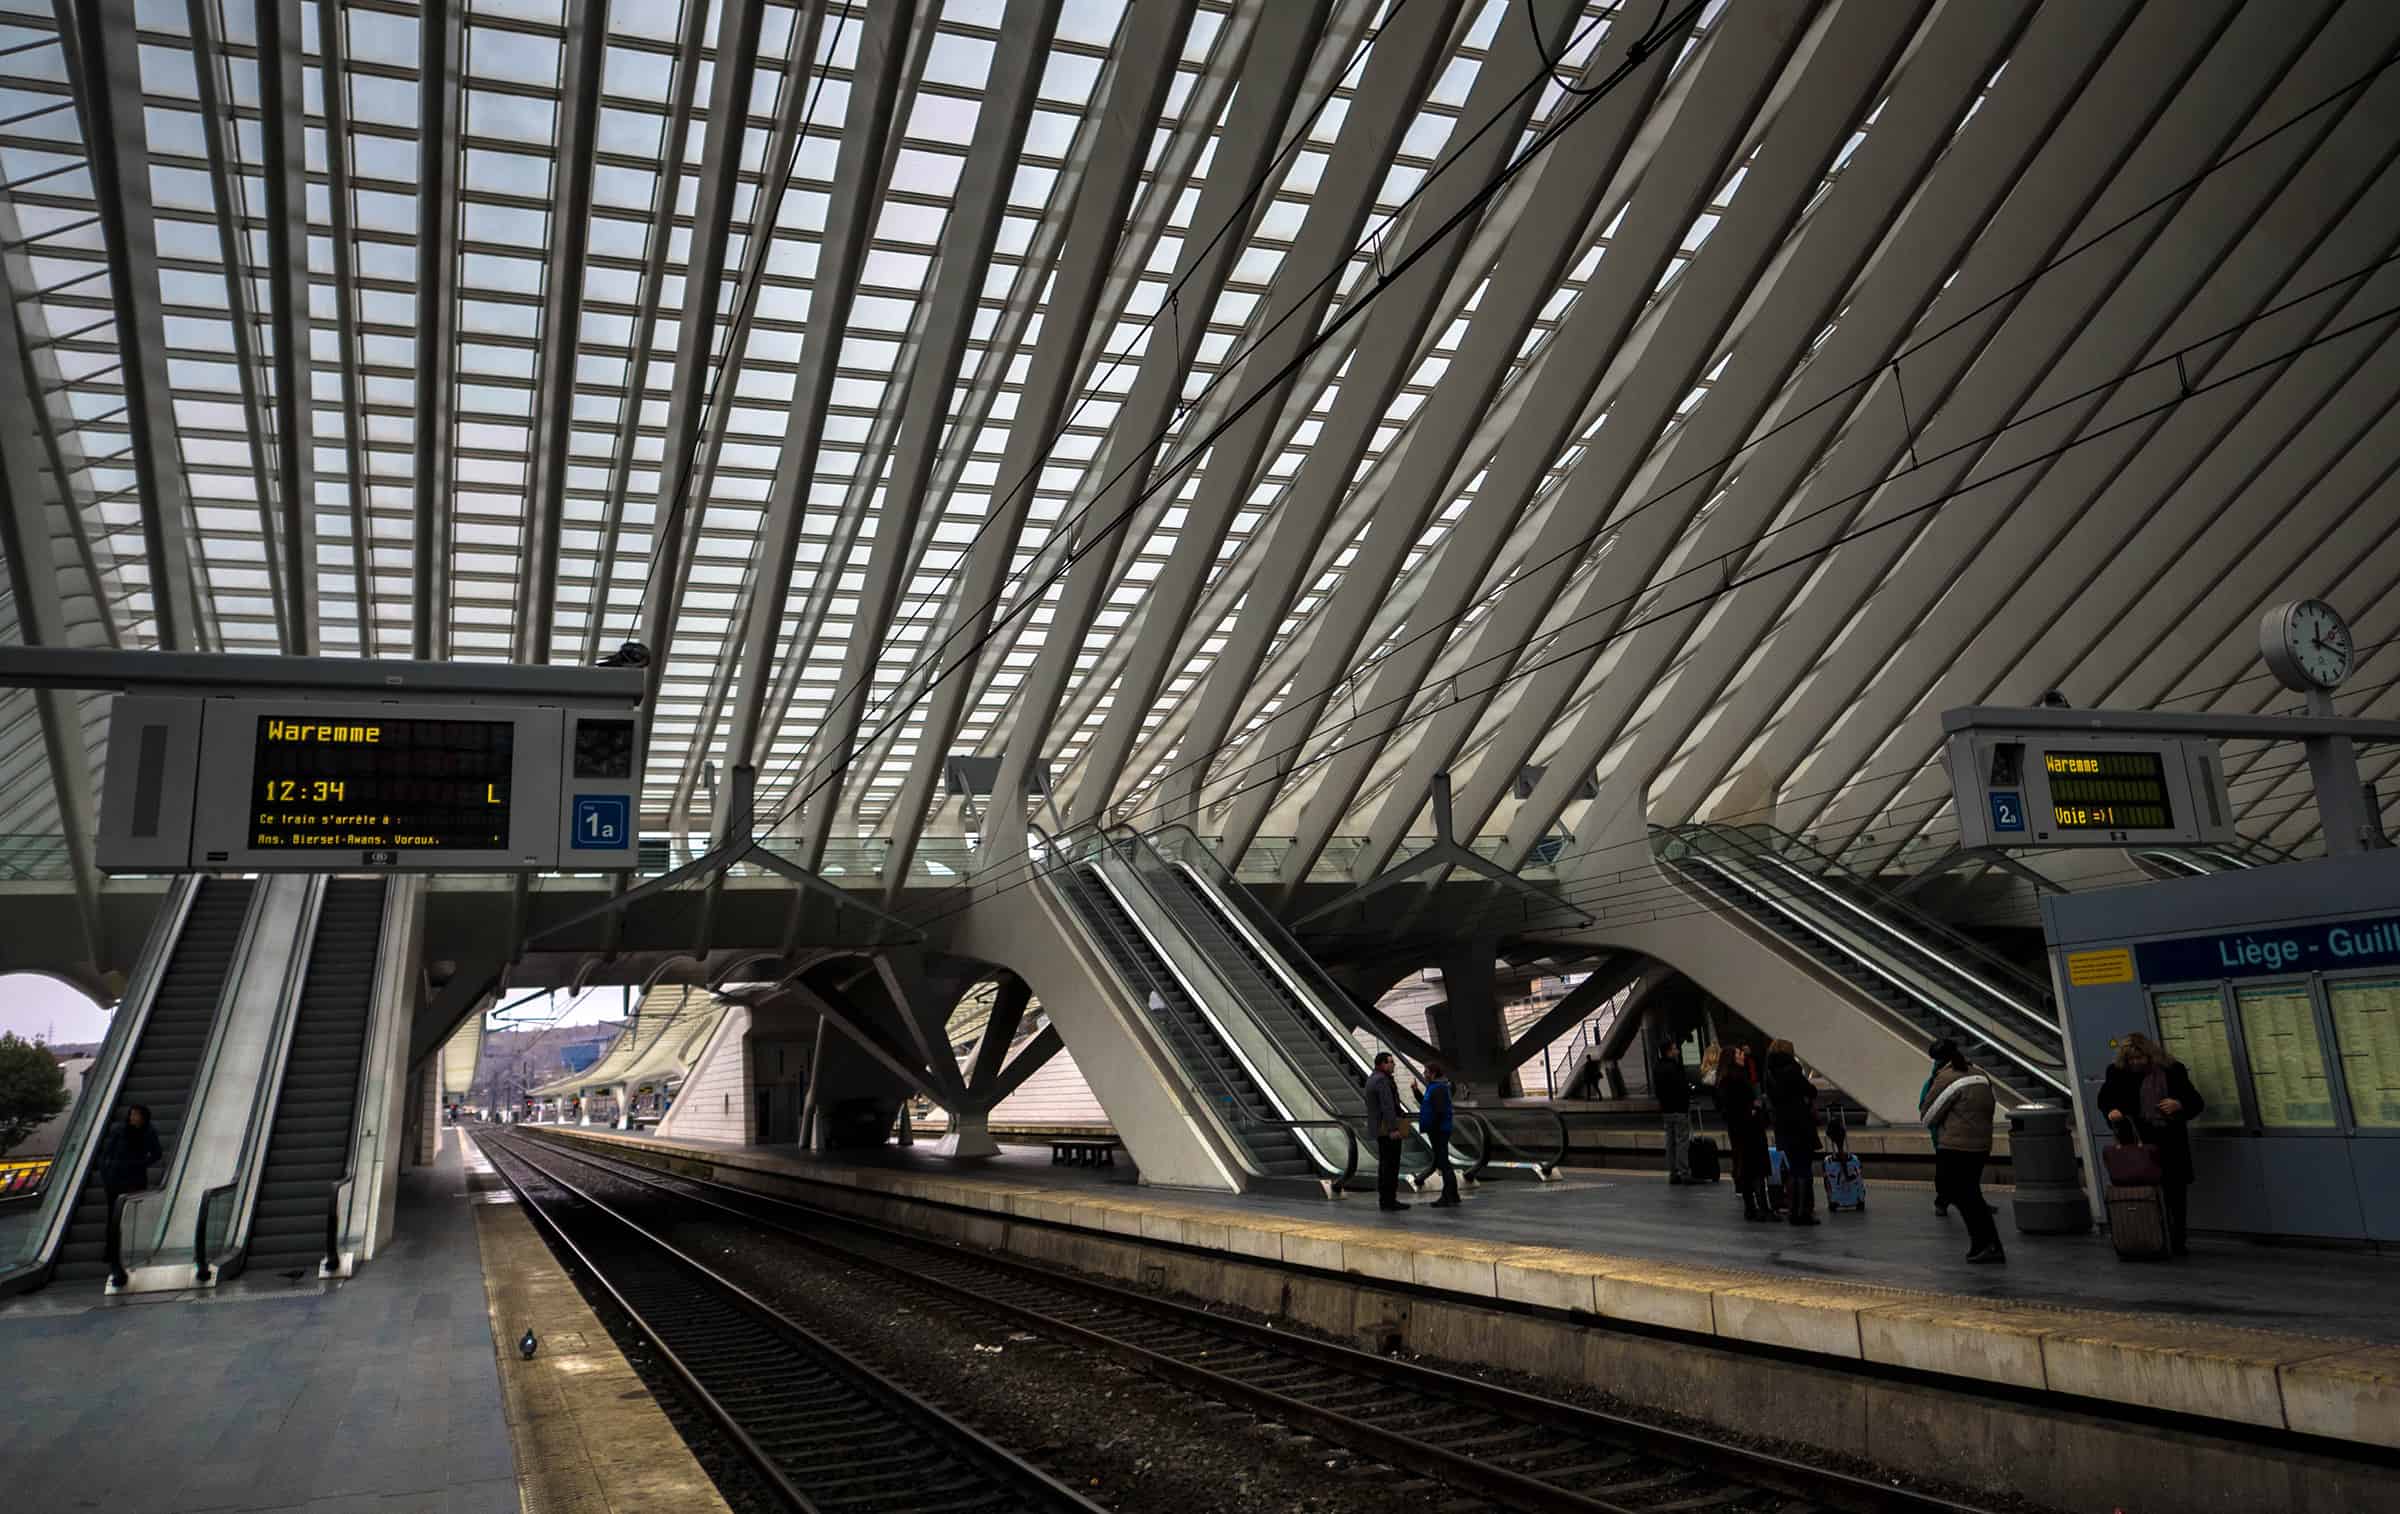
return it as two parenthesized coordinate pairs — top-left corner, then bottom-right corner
(572, 795), (630, 850)
(1988, 790), (2026, 833)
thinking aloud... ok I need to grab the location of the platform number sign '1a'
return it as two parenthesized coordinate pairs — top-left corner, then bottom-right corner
(572, 794), (630, 850)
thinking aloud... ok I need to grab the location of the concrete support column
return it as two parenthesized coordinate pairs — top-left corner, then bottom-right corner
(936, 1107), (1001, 1159)
(613, 1083), (631, 1131)
(1429, 938), (1517, 1098)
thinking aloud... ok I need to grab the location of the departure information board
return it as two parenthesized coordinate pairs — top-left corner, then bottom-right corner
(2044, 748), (2175, 831)
(1946, 726), (2231, 849)
(250, 716), (514, 852)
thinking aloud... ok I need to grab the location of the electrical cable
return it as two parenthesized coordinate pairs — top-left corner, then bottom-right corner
(741, 0), (1697, 830)
(756, 41), (2400, 851)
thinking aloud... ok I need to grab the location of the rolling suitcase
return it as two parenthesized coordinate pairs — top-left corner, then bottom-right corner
(1822, 1151), (1866, 1211)
(2105, 1185), (2172, 1260)
(1685, 1134), (1722, 1184)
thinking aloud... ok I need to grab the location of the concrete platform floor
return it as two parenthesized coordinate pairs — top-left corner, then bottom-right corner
(0, 1128), (515, 1514)
(559, 1128), (2400, 1345)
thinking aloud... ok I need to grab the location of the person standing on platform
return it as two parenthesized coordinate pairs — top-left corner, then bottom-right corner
(95, 1103), (161, 1288)
(1763, 1040), (1821, 1226)
(1921, 1039), (2003, 1263)
(1415, 1060), (1461, 1207)
(2098, 1032), (2205, 1257)
(1715, 1044), (1773, 1222)
(1366, 1051), (1410, 1212)
(1655, 1043), (1694, 1184)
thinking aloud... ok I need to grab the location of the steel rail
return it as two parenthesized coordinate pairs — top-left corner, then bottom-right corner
(479, 1134), (1108, 1514)
(514, 1130), (2004, 1514)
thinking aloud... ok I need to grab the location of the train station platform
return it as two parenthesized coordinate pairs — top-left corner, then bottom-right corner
(0, 1126), (725, 1514)
(540, 1125), (2400, 1475)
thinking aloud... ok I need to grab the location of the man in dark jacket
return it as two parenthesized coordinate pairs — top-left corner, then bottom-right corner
(1365, 1052), (1409, 1211)
(1655, 1045), (1694, 1184)
(96, 1103), (161, 1287)
(1415, 1061), (1460, 1208)
(1763, 1041), (1820, 1225)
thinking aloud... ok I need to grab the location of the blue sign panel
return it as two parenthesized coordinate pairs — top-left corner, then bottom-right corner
(2133, 914), (2400, 983)
(1988, 790), (2026, 833)
(571, 794), (630, 850)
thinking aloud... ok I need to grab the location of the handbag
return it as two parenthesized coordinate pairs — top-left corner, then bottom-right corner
(2103, 1119), (2164, 1187)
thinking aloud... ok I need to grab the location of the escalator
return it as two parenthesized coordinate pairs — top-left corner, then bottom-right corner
(1049, 862), (1328, 1185)
(1659, 823), (2069, 1109)
(52, 879), (255, 1283)
(243, 878), (386, 1276)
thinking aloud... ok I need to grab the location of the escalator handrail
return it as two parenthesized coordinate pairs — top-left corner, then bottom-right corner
(1671, 849), (2068, 1099)
(1106, 828), (1376, 1090)
(197, 876), (329, 1283)
(1033, 830), (1346, 1180)
(1215, 1103), (1361, 1188)
(1137, 823), (1404, 1069)
(1735, 843), (2058, 1039)
(1462, 1106), (1570, 1177)
(1, 876), (205, 1289)
(1086, 839), (1424, 1179)
(1698, 823), (2054, 1007)
(328, 877), (404, 1276)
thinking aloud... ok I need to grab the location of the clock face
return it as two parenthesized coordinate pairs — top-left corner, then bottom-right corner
(2286, 599), (2353, 689)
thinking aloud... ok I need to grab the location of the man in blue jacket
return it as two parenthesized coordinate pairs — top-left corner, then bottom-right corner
(1416, 1061), (1460, 1208)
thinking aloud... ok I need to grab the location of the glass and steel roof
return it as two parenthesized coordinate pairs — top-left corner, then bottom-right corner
(1, 0), (2395, 903)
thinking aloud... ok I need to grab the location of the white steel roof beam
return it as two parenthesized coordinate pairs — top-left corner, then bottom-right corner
(979, 0), (1352, 858)
(412, 0), (464, 660)
(1195, 8), (1686, 863)
(637, 0), (776, 722)
(1062, 0), (1497, 832)
(1622, 0), (2230, 847)
(519, 0), (611, 664)
(1550, 0), (2146, 885)
(258, 0), (317, 654)
(1815, 93), (2400, 875)
(874, 0), (1198, 899)
(1257, 2), (1804, 899)
(65, 0), (208, 651)
(788, 0), (1065, 866)
(1078, 0), (1582, 834)
(721, 0), (921, 790)
(1747, 0), (2345, 852)
(1381, 0), (1948, 877)
(320, 0), (381, 657)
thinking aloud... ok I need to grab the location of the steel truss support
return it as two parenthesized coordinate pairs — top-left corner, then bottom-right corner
(62, 0), (206, 652)
(412, 0), (464, 660)
(982, 0), (1361, 864)
(257, 0), (318, 653)
(1294, 772), (1586, 929)
(875, 0), (1197, 903)
(784, 0), (1061, 866)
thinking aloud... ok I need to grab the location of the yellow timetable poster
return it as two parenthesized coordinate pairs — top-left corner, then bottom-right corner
(2152, 989), (2242, 1129)
(2329, 977), (2400, 1128)
(2236, 984), (2335, 1128)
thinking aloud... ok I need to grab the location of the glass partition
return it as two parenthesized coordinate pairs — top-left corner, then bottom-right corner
(2151, 987), (2244, 1130)
(2234, 982), (2336, 1129)
(2326, 976), (2400, 1130)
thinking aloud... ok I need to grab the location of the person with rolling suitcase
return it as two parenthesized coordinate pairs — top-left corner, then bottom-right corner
(1656, 1044), (1695, 1185)
(2097, 1031), (2205, 1258)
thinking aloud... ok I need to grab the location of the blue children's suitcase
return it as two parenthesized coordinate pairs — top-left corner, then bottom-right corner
(1823, 1151), (1866, 1211)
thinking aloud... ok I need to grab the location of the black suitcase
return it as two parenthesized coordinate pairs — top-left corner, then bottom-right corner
(1686, 1135), (1722, 1183)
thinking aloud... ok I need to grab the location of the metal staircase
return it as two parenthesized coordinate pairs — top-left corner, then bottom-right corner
(53, 879), (255, 1282)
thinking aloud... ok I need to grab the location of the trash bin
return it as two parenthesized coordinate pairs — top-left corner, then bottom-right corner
(2008, 1104), (2091, 1234)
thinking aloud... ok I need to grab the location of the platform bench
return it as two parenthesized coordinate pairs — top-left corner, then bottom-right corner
(1051, 1137), (1120, 1168)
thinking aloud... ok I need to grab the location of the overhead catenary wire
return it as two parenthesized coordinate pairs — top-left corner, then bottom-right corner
(752, 37), (2400, 851)
(742, 0), (1700, 830)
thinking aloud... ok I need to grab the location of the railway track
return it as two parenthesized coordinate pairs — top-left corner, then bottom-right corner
(477, 1134), (1109, 1514)
(497, 1130), (2006, 1514)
